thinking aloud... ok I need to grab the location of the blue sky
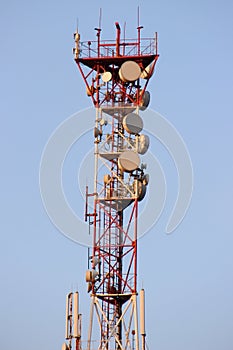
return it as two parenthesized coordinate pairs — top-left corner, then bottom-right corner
(1, 0), (233, 349)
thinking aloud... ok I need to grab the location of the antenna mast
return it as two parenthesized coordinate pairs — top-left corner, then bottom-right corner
(64, 13), (159, 350)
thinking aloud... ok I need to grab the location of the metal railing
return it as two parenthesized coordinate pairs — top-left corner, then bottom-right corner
(79, 37), (157, 59)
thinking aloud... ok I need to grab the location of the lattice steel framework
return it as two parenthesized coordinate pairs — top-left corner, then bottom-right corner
(65, 20), (159, 350)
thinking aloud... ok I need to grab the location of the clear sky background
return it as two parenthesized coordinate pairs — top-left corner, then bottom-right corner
(1, 0), (233, 349)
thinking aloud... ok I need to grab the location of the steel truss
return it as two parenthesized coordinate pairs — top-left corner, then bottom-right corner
(63, 19), (159, 350)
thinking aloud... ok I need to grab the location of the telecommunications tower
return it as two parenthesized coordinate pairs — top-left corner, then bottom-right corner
(62, 13), (159, 350)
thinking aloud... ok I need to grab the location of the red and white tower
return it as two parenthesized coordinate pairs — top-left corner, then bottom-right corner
(63, 16), (159, 350)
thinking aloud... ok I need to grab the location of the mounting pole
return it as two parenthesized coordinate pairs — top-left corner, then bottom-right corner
(115, 22), (121, 56)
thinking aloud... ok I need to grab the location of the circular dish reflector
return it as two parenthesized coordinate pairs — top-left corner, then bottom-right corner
(142, 174), (150, 186)
(139, 90), (150, 111)
(138, 134), (150, 155)
(119, 61), (141, 82)
(118, 150), (140, 172)
(62, 343), (69, 350)
(102, 71), (112, 82)
(133, 179), (147, 201)
(123, 113), (143, 134)
(140, 63), (155, 79)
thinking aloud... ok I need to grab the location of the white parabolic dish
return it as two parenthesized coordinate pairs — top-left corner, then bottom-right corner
(123, 113), (143, 134)
(119, 61), (141, 82)
(118, 150), (140, 172)
(102, 71), (112, 82)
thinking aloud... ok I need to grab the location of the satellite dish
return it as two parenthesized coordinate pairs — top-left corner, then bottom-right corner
(142, 174), (149, 186)
(123, 113), (143, 134)
(140, 62), (155, 79)
(119, 61), (141, 82)
(138, 134), (150, 154)
(118, 150), (140, 172)
(139, 91), (150, 111)
(102, 71), (112, 82)
(61, 343), (69, 350)
(133, 179), (147, 201)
